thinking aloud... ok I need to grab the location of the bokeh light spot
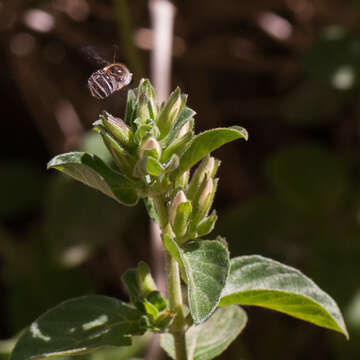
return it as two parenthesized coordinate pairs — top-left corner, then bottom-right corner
(258, 12), (292, 40)
(331, 65), (355, 90)
(23, 8), (55, 33)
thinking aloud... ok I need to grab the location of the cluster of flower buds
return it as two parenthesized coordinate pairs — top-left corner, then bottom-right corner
(93, 79), (195, 198)
(123, 261), (175, 332)
(91, 78), (241, 242)
(167, 155), (220, 242)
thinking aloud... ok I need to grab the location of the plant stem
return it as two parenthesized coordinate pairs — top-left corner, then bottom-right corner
(166, 252), (188, 360)
(152, 195), (168, 228)
(151, 196), (188, 359)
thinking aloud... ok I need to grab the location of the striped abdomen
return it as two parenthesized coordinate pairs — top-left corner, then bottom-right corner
(88, 69), (113, 99)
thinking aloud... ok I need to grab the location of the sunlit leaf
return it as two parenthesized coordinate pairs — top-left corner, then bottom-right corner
(172, 127), (248, 177)
(47, 152), (138, 206)
(181, 240), (230, 323)
(220, 255), (348, 338)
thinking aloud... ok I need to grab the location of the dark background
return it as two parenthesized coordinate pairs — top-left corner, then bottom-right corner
(1, 0), (360, 359)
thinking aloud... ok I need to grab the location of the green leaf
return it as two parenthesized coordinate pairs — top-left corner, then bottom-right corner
(11, 296), (148, 360)
(172, 127), (248, 177)
(146, 156), (164, 176)
(47, 152), (138, 206)
(196, 212), (217, 238)
(142, 300), (159, 320)
(181, 240), (230, 324)
(160, 305), (247, 360)
(136, 261), (158, 296)
(83, 333), (152, 360)
(162, 231), (187, 284)
(122, 270), (143, 309)
(125, 89), (137, 127)
(146, 291), (167, 313)
(172, 201), (192, 237)
(157, 88), (182, 138)
(220, 255), (349, 339)
(161, 131), (193, 163)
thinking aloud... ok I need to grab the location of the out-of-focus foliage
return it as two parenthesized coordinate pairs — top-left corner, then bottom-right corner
(1, 0), (360, 359)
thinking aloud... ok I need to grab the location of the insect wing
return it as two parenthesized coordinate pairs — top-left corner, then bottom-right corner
(82, 46), (109, 67)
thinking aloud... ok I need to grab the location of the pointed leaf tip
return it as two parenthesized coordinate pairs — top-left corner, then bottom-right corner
(220, 255), (349, 339)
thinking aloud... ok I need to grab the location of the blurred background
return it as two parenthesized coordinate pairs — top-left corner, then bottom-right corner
(1, 0), (360, 359)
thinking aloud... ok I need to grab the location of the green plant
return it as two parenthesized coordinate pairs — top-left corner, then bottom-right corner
(10, 79), (348, 360)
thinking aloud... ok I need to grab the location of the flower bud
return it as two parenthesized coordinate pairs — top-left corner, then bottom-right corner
(137, 93), (151, 121)
(169, 193), (192, 238)
(139, 137), (162, 160)
(199, 178), (218, 217)
(175, 169), (190, 189)
(136, 79), (157, 120)
(187, 156), (220, 200)
(98, 131), (134, 175)
(169, 190), (188, 225)
(198, 178), (214, 210)
(136, 261), (158, 297)
(124, 89), (137, 125)
(196, 210), (217, 238)
(157, 88), (185, 139)
(189, 177), (218, 234)
(99, 111), (133, 149)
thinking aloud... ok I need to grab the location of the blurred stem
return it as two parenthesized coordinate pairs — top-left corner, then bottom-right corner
(149, 0), (176, 102)
(112, 0), (143, 80)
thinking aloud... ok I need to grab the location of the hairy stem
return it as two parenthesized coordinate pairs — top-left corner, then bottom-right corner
(166, 252), (188, 360)
(152, 195), (168, 228)
(151, 196), (188, 359)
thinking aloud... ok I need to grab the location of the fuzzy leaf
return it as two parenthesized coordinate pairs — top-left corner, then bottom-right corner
(160, 305), (247, 360)
(181, 240), (230, 323)
(173, 127), (248, 177)
(47, 152), (138, 206)
(162, 231), (187, 283)
(11, 296), (148, 360)
(146, 157), (164, 176)
(220, 255), (349, 338)
(172, 201), (192, 237)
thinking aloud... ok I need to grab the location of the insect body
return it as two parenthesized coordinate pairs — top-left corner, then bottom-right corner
(88, 63), (132, 99)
